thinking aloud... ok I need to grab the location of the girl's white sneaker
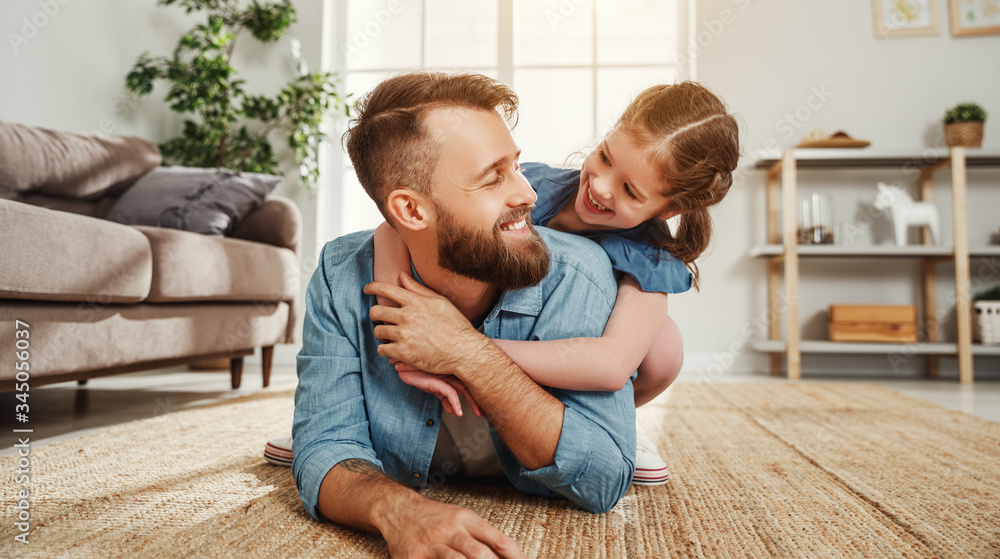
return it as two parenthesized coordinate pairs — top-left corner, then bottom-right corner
(264, 436), (294, 467)
(632, 432), (670, 486)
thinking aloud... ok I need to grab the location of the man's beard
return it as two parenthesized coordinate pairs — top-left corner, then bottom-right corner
(435, 204), (550, 291)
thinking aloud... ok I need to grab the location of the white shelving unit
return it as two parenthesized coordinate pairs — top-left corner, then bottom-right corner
(752, 148), (1000, 383)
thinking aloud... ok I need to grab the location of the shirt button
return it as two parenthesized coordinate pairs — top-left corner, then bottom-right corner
(412, 472), (421, 479)
(426, 419), (435, 427)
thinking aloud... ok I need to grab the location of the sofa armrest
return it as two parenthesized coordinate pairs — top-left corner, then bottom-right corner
(230, 196), (302, 254)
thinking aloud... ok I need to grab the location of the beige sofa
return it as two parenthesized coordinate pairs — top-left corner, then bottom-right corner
(0, 123), (300, 391)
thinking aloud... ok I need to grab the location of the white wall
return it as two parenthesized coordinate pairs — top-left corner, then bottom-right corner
(682, 0), (1000, 378)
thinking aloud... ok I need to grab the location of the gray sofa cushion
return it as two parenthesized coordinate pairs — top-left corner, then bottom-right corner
(0, 300), (289, 379)
(104, 167), (280, 236)
(0, 191), (121, 219)
(135, 226), (298, 303)
(0, 199), (152, 303)
(0, 120), (161, 199)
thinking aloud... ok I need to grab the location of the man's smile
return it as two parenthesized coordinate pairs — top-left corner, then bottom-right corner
(498, 208), (534, 235)
(500, 218), (527, 231)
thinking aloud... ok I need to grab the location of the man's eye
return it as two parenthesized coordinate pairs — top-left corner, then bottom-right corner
(624, 183), (637, 199)
(488, 175), (503, 187)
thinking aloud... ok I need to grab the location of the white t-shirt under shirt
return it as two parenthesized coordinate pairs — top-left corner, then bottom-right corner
(429, 391), (505, 478)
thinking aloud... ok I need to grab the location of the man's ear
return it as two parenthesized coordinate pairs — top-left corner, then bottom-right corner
(385, 188), (431, 232)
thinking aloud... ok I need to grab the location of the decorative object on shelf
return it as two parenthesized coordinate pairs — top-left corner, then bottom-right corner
(949, 0), (1000, 36)
(873, 182), (941, 246)
(872, 0), (940, 38)
(797, 128), (871, 149)
(973, 285), (1000, 345)
(125, 0), (350, 191)
(828, 304), (918, 343)
(942, 102), (987, 148)
(797, 193), (834, 244)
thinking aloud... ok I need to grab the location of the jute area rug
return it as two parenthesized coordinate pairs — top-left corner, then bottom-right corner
(2, 382), (999, 558)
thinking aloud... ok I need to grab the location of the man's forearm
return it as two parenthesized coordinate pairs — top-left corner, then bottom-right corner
(453, 338), (564, 471)
(317, 458), (420, 533)
(318, 458), (528, 557)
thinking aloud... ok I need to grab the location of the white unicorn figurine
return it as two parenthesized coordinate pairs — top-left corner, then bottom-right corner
(873, 182), (940, 247)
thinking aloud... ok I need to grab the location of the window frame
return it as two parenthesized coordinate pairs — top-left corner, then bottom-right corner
(318, 0), (691, 242)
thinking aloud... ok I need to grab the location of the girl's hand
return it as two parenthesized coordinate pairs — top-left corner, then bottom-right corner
(372, 222), (408, 309)
(396, 367), (483, 417)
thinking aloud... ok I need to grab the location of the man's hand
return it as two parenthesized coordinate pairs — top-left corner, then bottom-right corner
(377, 496), (526, 559)
(319, 459), (523, 559)
(366, 273), (493, 377)
(366, 273), (562, 471)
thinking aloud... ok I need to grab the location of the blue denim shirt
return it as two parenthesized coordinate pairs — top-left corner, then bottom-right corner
(292, 227), (636, 519)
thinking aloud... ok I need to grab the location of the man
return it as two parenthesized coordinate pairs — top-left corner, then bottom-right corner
(293, 72), (636, 558)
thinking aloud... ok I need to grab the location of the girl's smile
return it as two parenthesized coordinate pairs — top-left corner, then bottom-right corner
(570, 128), (676, 231)
(585, 183), (612, 213)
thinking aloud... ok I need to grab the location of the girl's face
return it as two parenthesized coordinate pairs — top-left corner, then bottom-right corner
(572, 128), (675, 230)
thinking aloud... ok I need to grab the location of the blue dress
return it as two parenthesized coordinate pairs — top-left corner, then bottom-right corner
(520, 162), (693, 294)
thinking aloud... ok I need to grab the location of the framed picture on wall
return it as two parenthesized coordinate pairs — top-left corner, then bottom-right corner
(949, 0), (1000, 36)
(873, 0), (940, 38)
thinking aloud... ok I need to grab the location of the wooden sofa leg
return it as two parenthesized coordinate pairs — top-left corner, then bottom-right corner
(77, 379), (88, 386)
(262, 346), (274, 388)
(230, 357), (244, 389)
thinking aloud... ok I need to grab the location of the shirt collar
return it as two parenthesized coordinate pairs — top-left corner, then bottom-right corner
(490, 282), (544, 318)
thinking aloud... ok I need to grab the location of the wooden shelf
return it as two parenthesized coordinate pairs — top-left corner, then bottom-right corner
(752, 149), (1000, 169)
(753, 147), (997, 383)
(752, 339), (1000, 357)
(748, 245), (1000, 258)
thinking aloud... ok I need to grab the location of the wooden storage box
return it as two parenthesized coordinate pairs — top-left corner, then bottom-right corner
(828, 305), (918, 343)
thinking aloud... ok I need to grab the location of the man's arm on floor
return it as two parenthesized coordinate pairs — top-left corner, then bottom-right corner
(317, 458), (523, 558)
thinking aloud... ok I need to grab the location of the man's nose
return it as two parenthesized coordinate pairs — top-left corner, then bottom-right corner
(510, 168), (537, 207)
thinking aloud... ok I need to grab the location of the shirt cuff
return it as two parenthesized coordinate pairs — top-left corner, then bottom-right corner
(292, 443), (384, 521)
(517, 406), (634, 513)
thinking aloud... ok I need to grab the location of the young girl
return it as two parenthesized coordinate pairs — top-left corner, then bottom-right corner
(266, 82), (739, 485)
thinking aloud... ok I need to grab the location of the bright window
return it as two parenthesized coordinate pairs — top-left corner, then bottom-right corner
(334, 0), (682, 235)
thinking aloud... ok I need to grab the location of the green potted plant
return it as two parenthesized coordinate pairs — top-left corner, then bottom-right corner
(973, 284), (1000, 345)
(125, 0), (349, 191)
(942, 102), (987, 148)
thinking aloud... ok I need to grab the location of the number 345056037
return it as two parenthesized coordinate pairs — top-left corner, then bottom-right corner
(14, 320), (30, 401)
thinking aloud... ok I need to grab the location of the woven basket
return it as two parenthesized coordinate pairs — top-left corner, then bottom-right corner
(973, 301), (1000, 345)
(944, 122), (984, 148)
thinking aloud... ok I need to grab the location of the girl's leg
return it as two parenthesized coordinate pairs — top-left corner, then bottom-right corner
(633, 316), (683, 407)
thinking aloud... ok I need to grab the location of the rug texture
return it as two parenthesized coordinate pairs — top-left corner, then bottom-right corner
(2, 383), (999, 558)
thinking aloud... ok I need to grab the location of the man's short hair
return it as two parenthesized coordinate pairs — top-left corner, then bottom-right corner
(343, 72), (519, 220)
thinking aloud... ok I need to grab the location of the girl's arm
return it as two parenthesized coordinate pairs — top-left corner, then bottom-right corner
(375, 223), (481, 415)
(493, 277), (668, 391)
(373, 222), (412, 308)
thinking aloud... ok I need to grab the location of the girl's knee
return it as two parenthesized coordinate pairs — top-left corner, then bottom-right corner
(654, 317), (684, 377)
